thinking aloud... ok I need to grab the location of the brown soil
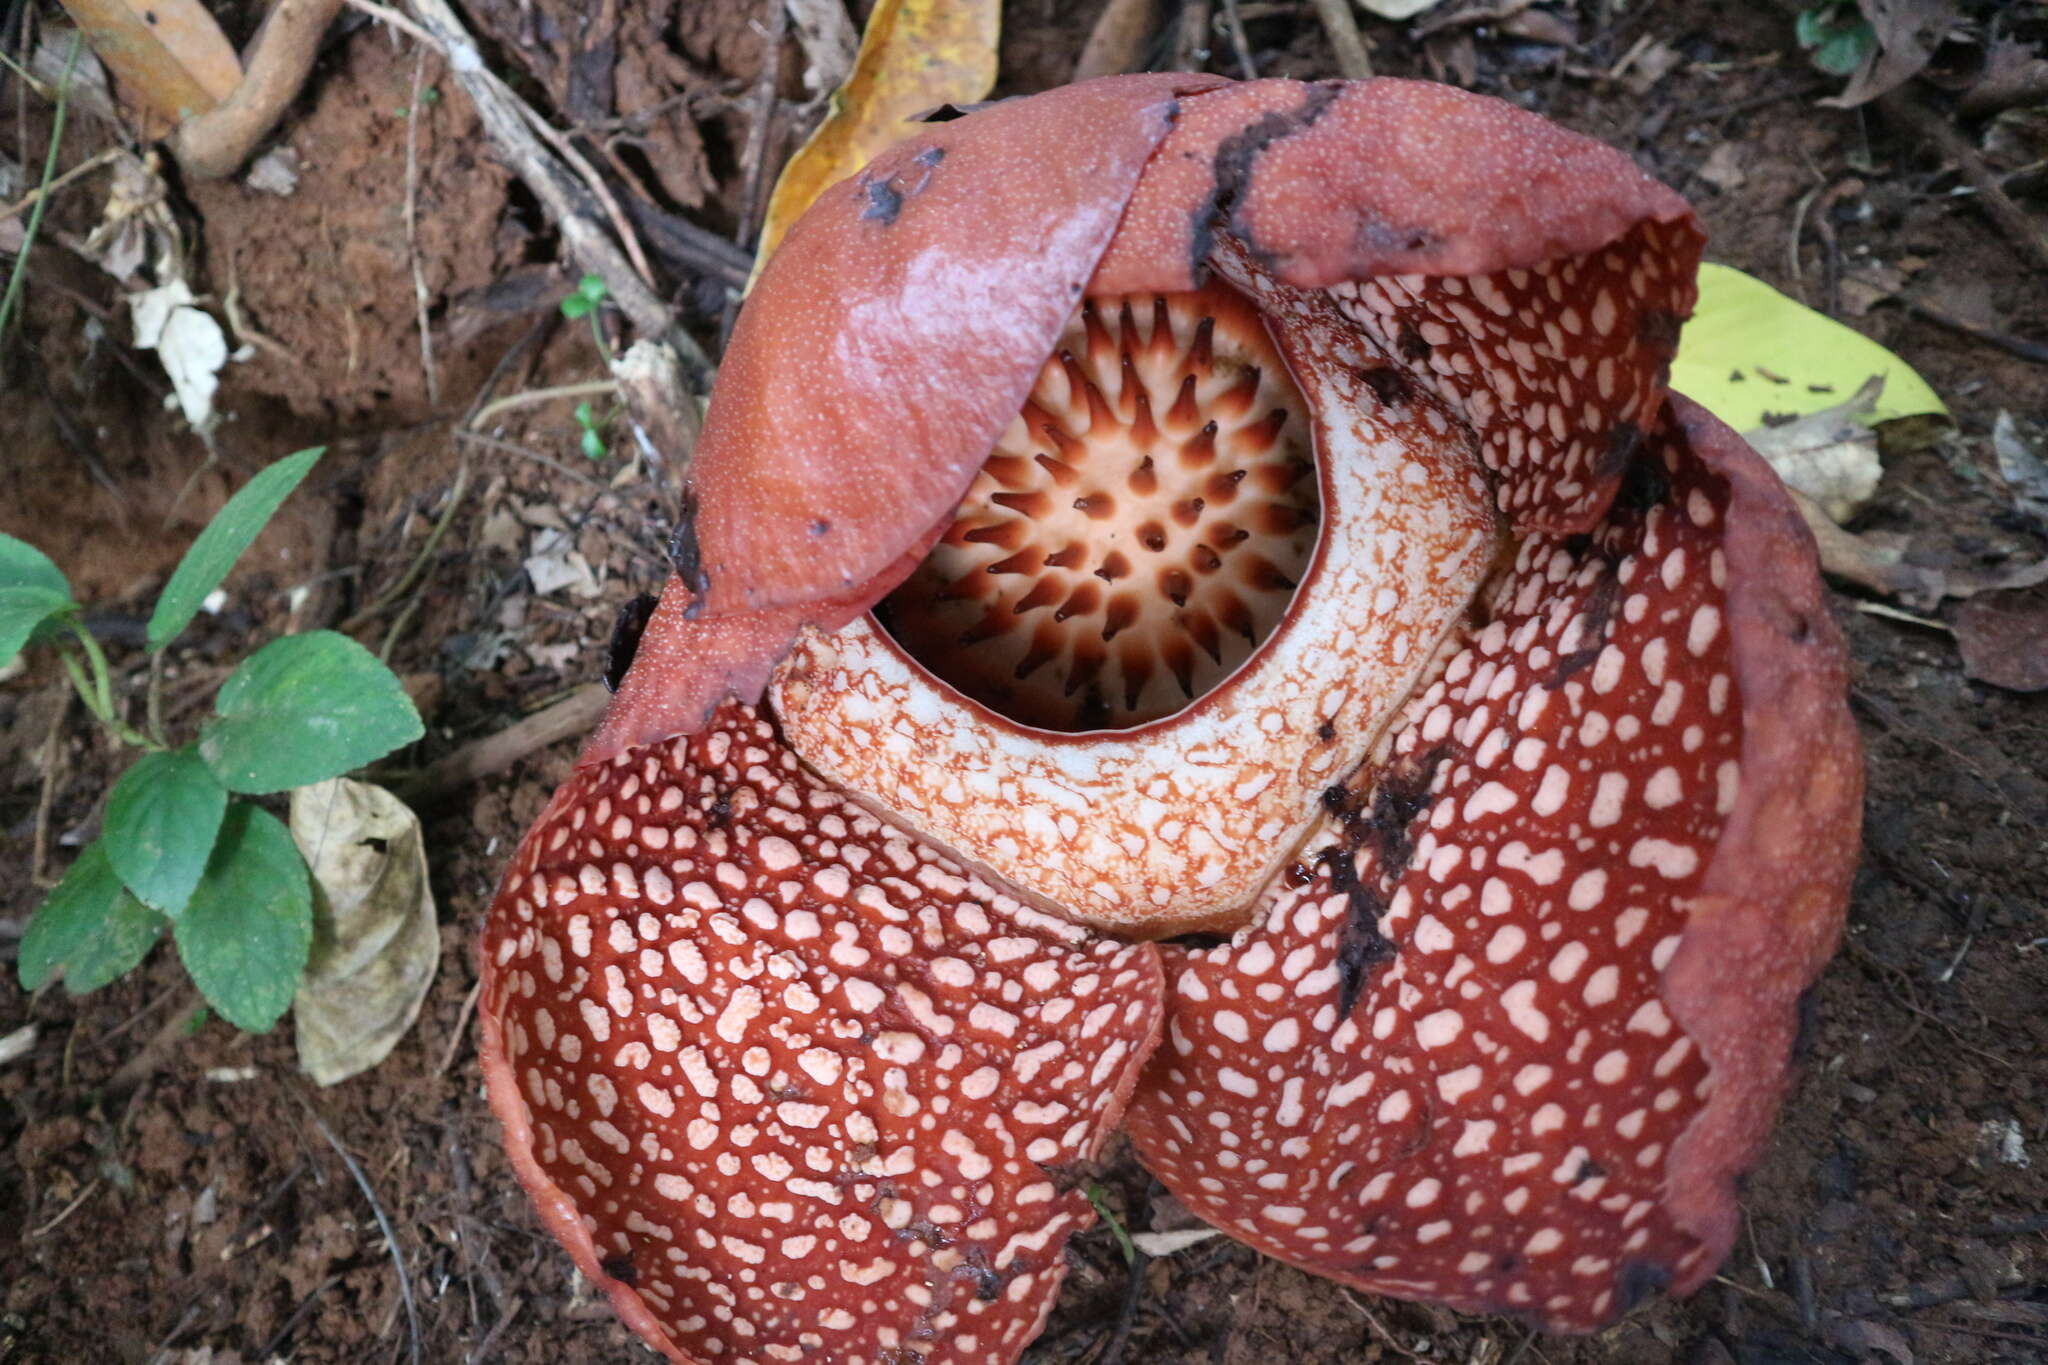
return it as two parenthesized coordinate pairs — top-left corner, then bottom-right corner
(4, 3), (2045, 1364)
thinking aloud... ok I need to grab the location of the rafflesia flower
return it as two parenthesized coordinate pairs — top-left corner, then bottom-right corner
(477, 75), (1861, 1365)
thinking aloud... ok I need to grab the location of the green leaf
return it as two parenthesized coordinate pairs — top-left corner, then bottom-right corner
(18, 843), (167, 995)
(199, 631), (424, 793)
(1795, 7), (1827, 47)
(1, 584), (77, 666)
(580, 427), (606, 461)
(148, 447), (324, 651)
(1815, 26), (1875, 75)
(172, 803), (313, 1031)
(1671, 263), (1947, 434)
(103, 748), (229, 915)
(0, 532), (71, 596)
(577, 273), (608, 304)
(560, 293), (594, 320)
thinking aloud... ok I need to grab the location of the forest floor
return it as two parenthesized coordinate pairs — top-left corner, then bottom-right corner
(2, 1), (2044, 1363)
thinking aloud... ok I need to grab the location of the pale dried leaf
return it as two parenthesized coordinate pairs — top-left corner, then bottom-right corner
(1075, 0), (1158, 80)
(1991, 410), (2048, 527)
(1954, 593), (2048, 693)
(1745, 376), (1885, 523)
(1131, 1227), (1222, 1256)
(54, 0), (241, 126)
(1356, 0), (1447, 18)
(290, 779), (440, 1086)
(785, 0), (860, 97)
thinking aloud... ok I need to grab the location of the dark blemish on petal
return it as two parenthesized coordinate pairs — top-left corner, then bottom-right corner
(1595, 419), (1644, 481)
(1615, 1259), (1673, 1314)
(1357, 221), (1443, 256)
(1614, 439), (1673, 513)
(667, 490), (710, 610)
(1551, 571), (1622, 686)
(1360, 365), (1411, 407)
(810, 518), (832, 536)
(1571, 1157), (1607, 1185)
(1396, 321), (1431, 363)
(862, 177), (905, 224)
(915, 146), (946, 168)
(1317, 718), (1337, 742)
(601, 1254), (637, 1286)
(1189, 82), (1344, 278)
(708, 791), (733, 827)
(603, 592), (660, 692)
(1636, 307), (1683, 356)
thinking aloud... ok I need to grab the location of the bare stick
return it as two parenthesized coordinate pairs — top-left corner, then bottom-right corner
(404, 46), (440, 408)
(395, 683), (610, 805)
(308, 1110), (421, 1365)
(174, 0), (346, 180)
(1309, 0), (1373, 80)
(1880, 86), (2048, 274)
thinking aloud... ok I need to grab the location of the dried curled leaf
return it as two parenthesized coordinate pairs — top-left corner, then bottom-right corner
(290, 778), (439, 1086)
(55, 0), (241, 126)
(1672, 263), (1944, 432)
(1745, 375), (1885, 523)
(754, 0), (999, 267)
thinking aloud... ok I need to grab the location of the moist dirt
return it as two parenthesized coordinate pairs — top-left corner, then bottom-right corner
(3, 2), (2044, 1363)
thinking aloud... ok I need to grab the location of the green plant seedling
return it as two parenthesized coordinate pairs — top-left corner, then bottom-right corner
(10, 447), (426, 1033)
(1796, 2), (1878, 76)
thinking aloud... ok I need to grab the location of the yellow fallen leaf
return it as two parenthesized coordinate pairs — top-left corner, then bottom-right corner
(1670, 263), (1946, 431)
(56, 0), (241, 126)
(754, 0), (1000, 270)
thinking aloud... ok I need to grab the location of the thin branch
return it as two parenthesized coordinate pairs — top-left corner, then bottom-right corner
(308, 1110), (422, 1365)
(174, 0), (347, 180)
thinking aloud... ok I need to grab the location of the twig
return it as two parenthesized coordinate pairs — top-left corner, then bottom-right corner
(454, 430), (611, 493)
(308, 1109), (421, 1365)
(256, 1273), (343, 1360)
(1308, 0), (1373, 80)
(340, 460), (472, 635)
(30, 688), (72, 887)
(467, 1293), (523, 1364)
(435, 978), (484, 1076)
(1879, 86), (2048, 274)
(471, 378), (619, 429)
(1217, 0), (1258, 79)
(393, 683), (610, 805)
(1895, 295), (2048, 365)
(106, 997), (205, 1094)
(1338, 1289), (1447, 1363)
(405, 46), (441, 409)
(28, 1175), (102, 1239)
(0, 145), (118, 223)
(0, 34), (81, 342)
(173, 0), (346, 179)
(1096, 1249), (1151, 1365)
(1171, 0), (1213, 72)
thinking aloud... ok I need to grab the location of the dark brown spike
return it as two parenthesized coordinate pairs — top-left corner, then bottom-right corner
(1057, 350), (1091, 408)
(1178, 418), (1218, 468)
(1082, 379), (1117, 435)
(1146, 297), (1176, 364)
(1128, 456), (1158, 497)
(1191, 544), (1223, 574)
(1013, 624), (1063, 681)
(1137, 521), (1168, 554)
(1012, 578), (1063, 616)
(1101, 593), (1140, 641)
(987, 547), (1046, 576)
(1081, 307), (1115, 373)
(1213, 368), (1261, 422)
(1237, 407), (1289, 453)
(1063, 642), (1107, 696)
(1117, 299), (1140, 350)
(991, 490), (1052, 519)
(1158, 566), (1192, 607)
(1215, 590), (1257, 642)
(1254, 501), (1315, 535)
(1204, 468), (1249, 504)
(1240, 553), (1298, 594)
(1189, 315), (1215, 373)
(958, 608), (1010, 646)
(1167, 375), (1203, 435)
(1034, 451), (1083, 486)
(1055, 582), (1102, 621)
(963, 520), (1028, 550)
(1045, 542), (1087, 570)
(1185, 609), (1223, 663)
(1170, 497), (1206, 528)
(1251, 457), (1316, 495)
(1073, 491), (1116, 520)
(1095, 550), (1132, 583)
(1129, 381), (1159, 449)
(983, 453), (1037, 488)
(1163, 636), (1197, 699)
(1119, 641), (1153, 712)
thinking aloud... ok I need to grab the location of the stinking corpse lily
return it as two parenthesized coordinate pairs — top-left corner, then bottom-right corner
(478, 75), (1862, 1365)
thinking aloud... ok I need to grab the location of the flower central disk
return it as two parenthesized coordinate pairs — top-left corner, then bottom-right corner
(879, 283), (1317, 730)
